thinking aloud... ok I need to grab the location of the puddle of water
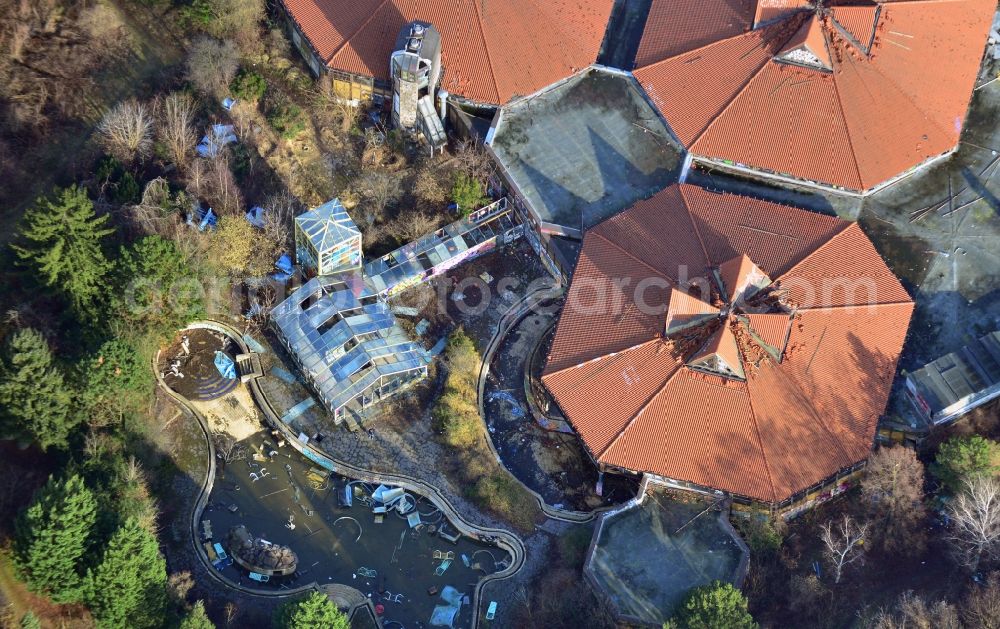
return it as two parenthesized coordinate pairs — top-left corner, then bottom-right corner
(205, 432), (510, 628)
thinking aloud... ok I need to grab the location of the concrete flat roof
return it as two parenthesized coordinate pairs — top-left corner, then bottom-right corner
(490, 67), (681, 234)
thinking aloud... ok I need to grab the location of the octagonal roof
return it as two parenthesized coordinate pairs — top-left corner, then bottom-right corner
(542, 183), (914, 503)
(633, 0), (994, 192)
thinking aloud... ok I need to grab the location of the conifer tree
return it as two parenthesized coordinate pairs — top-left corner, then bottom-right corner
(13, 474), (97, 604)
(273, 591), (349, 629)
(12, 185), (115, 322)
(0, 328), (76, 450)
(86, 517), (167, 629)
(179, 600), (215, 629)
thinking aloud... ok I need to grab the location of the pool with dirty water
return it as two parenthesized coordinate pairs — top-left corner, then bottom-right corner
(204, 432), (511, 628)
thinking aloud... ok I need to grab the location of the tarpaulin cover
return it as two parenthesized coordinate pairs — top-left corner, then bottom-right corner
(214, 351), (237, 380)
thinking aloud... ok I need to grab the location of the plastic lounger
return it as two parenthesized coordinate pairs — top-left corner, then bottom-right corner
(434, 559), (452, 576)
(486, 601), (497, 620)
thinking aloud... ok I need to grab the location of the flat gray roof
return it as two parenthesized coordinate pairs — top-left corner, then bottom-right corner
(910, 330), (1000, 419)
(490, 67), (681, 233)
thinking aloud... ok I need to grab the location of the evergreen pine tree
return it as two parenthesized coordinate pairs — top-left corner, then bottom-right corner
(13, 474), (97, 604)
(0, 328), (76, 450)
(86, 517), (167, 629)
(115, 235), (205, 335)
(12, 185), (115, 322)
(273, 591), (349, 629)
(179, 601), (215, 629)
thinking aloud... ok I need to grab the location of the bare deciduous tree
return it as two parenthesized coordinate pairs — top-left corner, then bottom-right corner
(865, 591), (961, 629)
(158, 92), (197, 169)
(948, 475), (1000, 574)
(358, 170), (402, 226)
(862, 445), (927, 554)
(98, 99), (154, 162)
(185, 36), (239, 98)
(166, 571), (195, 606)
(453, 138), (494, 186)
(820, 514), (870, 584)
(962, 571), (1000, 629)
(187, 155), (242, 216)
(213, 432), (248, 465)
(224, 601), (239, 627)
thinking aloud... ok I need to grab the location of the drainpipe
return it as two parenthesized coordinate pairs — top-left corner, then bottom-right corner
(437, 89), (448, 125)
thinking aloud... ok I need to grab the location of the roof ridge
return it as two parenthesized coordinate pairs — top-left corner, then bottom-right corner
(827, 40), (866, 189)
(324, 0), (395, 65)
(542, 338), (660, 379)
(677, 185), (714, 267)
(469, 0), (503, 104)
(690, 15), (808, 147)
(796, 299), (914, 311)
(772, 219), (854, 282)
(742, 378), (779, 502)
(597, 365), (684, 459)
(588, 229), (677, 283)
(635, 16), (785, 72)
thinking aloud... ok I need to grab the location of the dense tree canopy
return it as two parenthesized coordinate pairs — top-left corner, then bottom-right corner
(115, 235), (206, 334)
(86, 517), (167, 629)
(11, 185), (115, 322)
(934, 435), (1000, 494)
(13, 474), (97, 604)
(273, 591), (349, 629)
(672, 581), (757, 629)
(0, 327), (77, 450)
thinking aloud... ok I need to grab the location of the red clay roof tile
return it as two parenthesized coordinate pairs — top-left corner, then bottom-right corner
(634, 0), (994, 191)
(281, 0), (615, 105)
(543, 184), (913, 503)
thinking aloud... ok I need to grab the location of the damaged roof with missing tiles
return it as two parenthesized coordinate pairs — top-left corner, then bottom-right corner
(281, 0), (615, 105)
(542, 184), (914, 503)
(633, 0), (994, 192)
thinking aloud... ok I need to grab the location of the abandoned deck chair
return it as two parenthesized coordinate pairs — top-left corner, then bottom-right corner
(434, 559), (452, 576)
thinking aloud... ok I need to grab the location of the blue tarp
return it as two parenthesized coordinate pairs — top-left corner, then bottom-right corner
(197, 124), (238, 158)
(214, 351), (237, 380)
(198, 208), (217, 231)
(429, 586), (464, 627)
(245, 206), (266, 228)
(271, 253), (294, 282)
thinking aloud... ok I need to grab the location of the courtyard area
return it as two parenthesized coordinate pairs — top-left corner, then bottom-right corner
(586, 490), (748, 626)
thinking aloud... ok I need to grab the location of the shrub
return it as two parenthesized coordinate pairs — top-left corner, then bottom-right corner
(468, 472), (537, 532)
(933, 435), (1000, 494)
(673, 581), (757, 629)
(230, 68), (266, 102)
(432, 329), (481, 448)
(450, 172), (488, 216)
(266, 100), (306, 140)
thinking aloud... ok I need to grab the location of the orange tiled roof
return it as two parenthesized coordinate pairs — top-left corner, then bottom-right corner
(281, 0), (615, 105)
(542, 184), (913, 503)
(634, 0), (994, 192)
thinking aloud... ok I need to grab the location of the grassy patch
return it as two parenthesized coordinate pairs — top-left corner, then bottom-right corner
(434, 329), (543, 532)
(466, 471), (540, 533)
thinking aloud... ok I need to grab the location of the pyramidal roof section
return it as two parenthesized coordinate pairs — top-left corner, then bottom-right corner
(829, 4), (880, 52)
(688, 324), (746, 380)
(717, 254), (771, 304)
(743, 312), (793, 359)
(295, 199), (361, 252)
(777, 13), (832, 71)
(664, 288), (720, 335)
